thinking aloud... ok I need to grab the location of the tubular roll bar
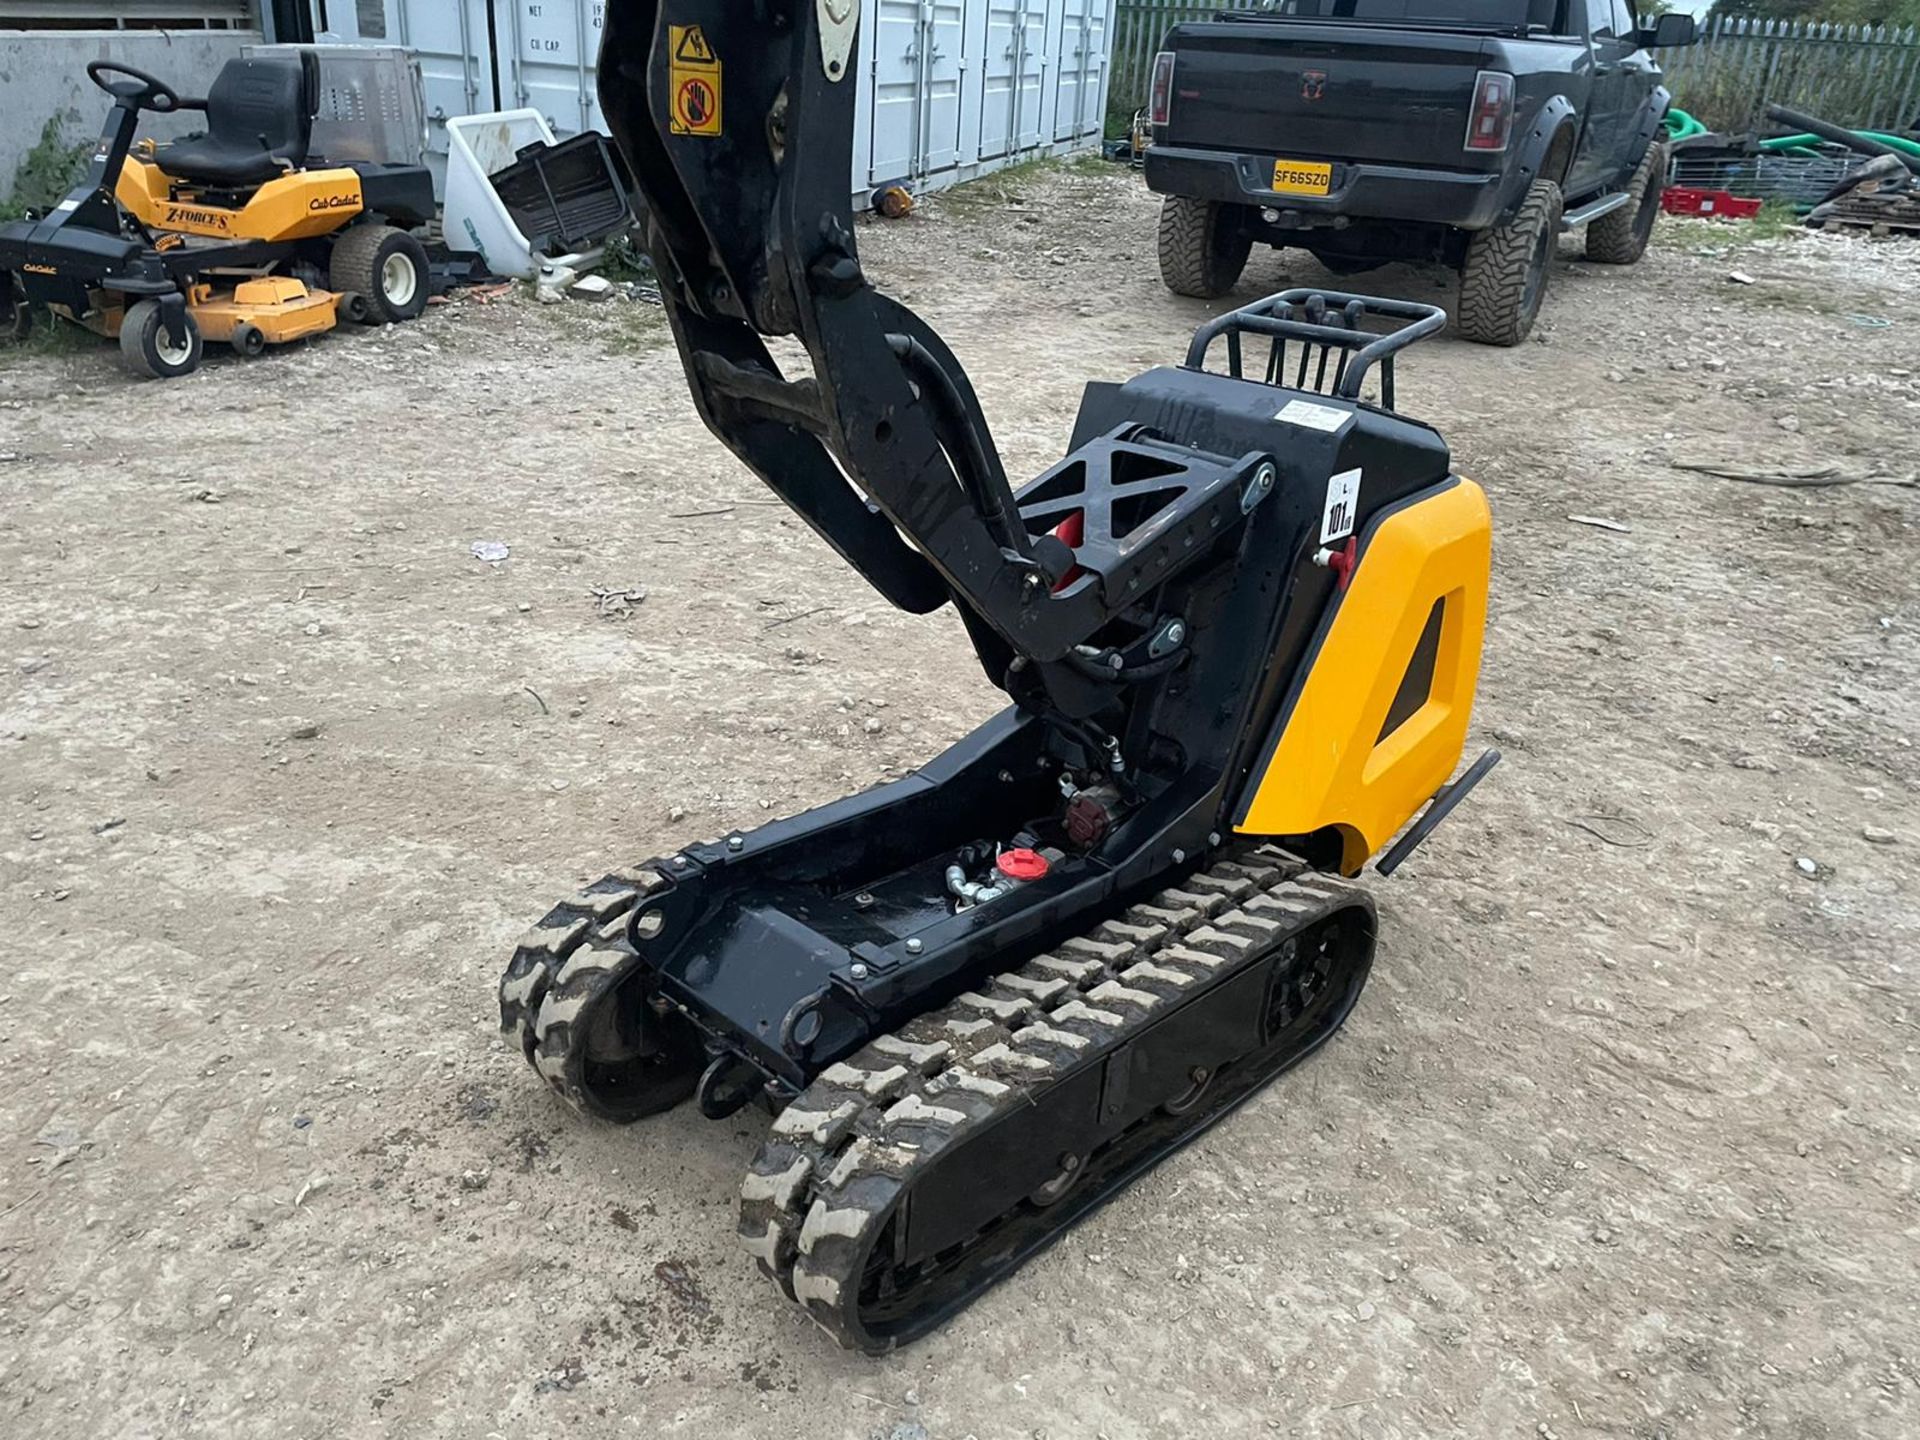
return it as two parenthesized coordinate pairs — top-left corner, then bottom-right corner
(1184, 289), (1448, 408)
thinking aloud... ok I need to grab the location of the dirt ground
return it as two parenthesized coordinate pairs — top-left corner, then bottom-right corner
(3, 162), (1917, 1440)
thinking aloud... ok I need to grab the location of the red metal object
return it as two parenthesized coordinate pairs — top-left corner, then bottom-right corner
(1327, 535), (1358, 591)
(1659, 186), (1764, 220)
(1062, 793), (1111, 849)
(1048, 510), (1085, 594)
(995, 848), (1051, 883)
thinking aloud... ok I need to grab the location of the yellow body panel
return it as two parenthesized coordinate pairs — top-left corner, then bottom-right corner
(116, 159), (363, 242)
(1235, 478), (1492, 874)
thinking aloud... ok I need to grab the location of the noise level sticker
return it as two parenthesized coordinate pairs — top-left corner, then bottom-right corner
(669, 24), (722, 136)
(1321, 467), (1362, 544)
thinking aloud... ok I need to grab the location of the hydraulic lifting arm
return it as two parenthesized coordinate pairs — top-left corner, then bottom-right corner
(597, 0), (1268, 673)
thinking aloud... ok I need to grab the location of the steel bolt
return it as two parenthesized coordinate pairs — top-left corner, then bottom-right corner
(1165, 620), (1186, 647)
(1208, 831), (1221, 847)
(727, 834), (744, 852)
(1172, 848), (1186, 863)
(672, 855), (689, 869)
(1059, 1152), (1081, 1171)
(850, 962), (870, 980)
(905, 937), (924, 955)
(853, 891), (876, 909)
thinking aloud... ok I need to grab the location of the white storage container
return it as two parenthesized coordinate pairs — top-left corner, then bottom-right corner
(287, 0), (1112, 200)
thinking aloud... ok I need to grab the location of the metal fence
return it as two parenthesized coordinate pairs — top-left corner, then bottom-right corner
(1107, 7), (1920, 135)
(1109, 0), (1228, 120)
(1659, 19), (1920, 133)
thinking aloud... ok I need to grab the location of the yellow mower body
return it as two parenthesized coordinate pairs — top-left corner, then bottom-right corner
(115, 156), (365, 243)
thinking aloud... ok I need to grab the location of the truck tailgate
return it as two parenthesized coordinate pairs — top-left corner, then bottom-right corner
(1164, 20), (1495, 169)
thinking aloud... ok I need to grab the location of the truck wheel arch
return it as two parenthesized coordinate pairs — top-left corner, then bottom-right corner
(1540, 126), (1576, 187)
(1622, 85), (1674, 171)
(1501, 97), (1578, 223)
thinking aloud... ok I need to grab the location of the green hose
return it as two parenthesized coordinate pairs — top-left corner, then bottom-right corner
(1663, 108), (1708, 141)
(1757, 130), (1920, 160)
(1664, 106), (1920, 160)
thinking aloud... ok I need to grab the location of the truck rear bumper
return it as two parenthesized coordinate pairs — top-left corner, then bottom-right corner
(1144, 145), (1506, 231)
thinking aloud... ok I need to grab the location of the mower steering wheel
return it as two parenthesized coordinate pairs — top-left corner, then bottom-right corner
(86, 61), (182, 113)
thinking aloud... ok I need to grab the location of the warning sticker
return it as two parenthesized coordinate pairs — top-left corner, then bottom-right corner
(673, 24), (715, 64)
(668, 23), (722, 136)
(1274, 397), (1350, 433)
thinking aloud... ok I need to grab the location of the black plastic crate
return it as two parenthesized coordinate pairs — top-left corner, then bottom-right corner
(488, 132), (637, 255)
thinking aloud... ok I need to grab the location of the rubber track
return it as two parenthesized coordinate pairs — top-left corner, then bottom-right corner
(738, 844), (1365, 1350)
(1456, 179), (1562, 347)
(498, 864), (670, 1112)
(1586, 141), (1667, 265)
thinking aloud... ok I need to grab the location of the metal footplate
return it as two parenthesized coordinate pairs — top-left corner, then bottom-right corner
(737, 846), (1378, 1352)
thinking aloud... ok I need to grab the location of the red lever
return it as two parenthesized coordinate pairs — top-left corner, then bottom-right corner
(1328, 536), (1358, 591)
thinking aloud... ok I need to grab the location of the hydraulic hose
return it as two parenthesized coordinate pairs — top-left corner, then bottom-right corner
(885, 333), (1029, 557)
(1062, 645), (1188, 686)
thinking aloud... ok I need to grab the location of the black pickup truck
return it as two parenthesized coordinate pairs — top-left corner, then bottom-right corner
(1145, 0), (1696, 344)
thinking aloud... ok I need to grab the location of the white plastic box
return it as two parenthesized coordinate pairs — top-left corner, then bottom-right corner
(441, 109), (606, 279)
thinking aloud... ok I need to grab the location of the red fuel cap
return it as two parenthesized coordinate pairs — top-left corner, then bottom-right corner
(996, 848), (1050, 883)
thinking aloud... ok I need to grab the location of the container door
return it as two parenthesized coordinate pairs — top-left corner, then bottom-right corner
(493, 0), (606, 139)
(870, 0), (923, 182)
(980, 0), (1048, 159)
(386, 0), (491, 158)
(851, 18), (875, 195)
(1052, 0), (1107, 144)
(871, 0), (967, 181)
(921, 0), (966, 174)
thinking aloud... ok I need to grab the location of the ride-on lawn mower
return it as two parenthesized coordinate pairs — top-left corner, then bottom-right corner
(498, 0), (1498, 1353)
(0, 52), (434, 379)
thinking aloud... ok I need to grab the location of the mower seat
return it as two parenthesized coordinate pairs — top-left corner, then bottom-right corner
(152, 53), (319, 190)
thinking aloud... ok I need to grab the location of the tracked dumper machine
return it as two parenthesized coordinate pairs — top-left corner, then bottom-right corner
(500, 0), (1498, 1352)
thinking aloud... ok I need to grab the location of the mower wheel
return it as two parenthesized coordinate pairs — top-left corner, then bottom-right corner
(330, 225), (429, 325)
(3, 277), (29, 345)
(119, 300), (203, 380)
(336, 291), (372, 325)
(230, 322), (266, 358)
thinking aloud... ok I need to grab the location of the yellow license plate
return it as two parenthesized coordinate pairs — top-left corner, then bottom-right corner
(1271, 159), (1332, 196)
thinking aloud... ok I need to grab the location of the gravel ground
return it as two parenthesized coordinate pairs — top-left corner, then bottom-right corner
(2, 161), (1917, 1440)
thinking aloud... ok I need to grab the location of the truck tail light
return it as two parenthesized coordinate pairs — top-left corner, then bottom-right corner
(1149, 51), (1176, 127)
(1464, 71), (1514, 152)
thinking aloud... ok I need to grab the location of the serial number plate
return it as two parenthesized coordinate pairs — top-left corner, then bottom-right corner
(1270, 159), (1332, 196)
